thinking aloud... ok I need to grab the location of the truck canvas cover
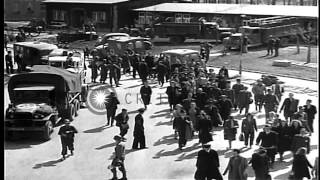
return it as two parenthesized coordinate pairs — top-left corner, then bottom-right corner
(8, 65), (82, 104)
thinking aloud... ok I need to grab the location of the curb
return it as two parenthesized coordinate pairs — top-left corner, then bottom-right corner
(207, 65), (318, 82)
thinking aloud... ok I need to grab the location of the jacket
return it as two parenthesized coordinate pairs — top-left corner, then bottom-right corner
(241, 118), (257, 133)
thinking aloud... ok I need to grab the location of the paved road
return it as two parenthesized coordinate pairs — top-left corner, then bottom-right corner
(4, 66), (318, 180)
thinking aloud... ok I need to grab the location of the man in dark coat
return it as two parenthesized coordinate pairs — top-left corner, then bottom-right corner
(256, 125), (278, 167)
(14, 52), (23, 73)
(232, 78), (245, 110)
(250, 148), (270, 180)
(175, 110), (189, 150)
(156, 61), (168, 87)
(274, 37), (280, 57)
(182, 92), (195, 112)
(132, 108), (146, 149)
(108, 63), (120, 87)
(145, 52), (155, 78)
(110, 135), (127, 180)
(279, 93), (299, 122)
(238, 86), (252, 115)
(140, 81), (152, 109)
(217, 95), (233, 122)
(166, 81), (180, 111)
(303, 99), (317, 133)
(266, 35), (275, 56)
(194, 144), (223, 180)
(204, 100), (222, 127)
(221, 81), (234, 105)
(130, 53), (140, 79)
(195, 88), (207, 110)
(58, 119), (78, 160)
(262, 89), (279, 122)
(115, 109), (129, 140)
(291, 127), (310, 154)
(5, 51), (14, 74)
(138, 60), (149, 82)
(105, 92), (120, 126)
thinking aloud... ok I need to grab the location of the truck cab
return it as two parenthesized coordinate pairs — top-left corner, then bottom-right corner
(228, 26), (263, 49)
(5, 85), (59, 140)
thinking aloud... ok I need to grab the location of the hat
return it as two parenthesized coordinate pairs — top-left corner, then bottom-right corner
(113, 135), (122, 141)
(138, 108), (145, 113)
(202, 143), (211, 148)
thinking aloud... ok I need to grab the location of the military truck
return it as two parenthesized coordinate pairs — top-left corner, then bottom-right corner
(228, 16), (302, 49)
(154, 21), (235, 44)
(5, 65), (88, 140)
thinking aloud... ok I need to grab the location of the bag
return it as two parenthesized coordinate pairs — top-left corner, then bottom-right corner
(239, 133), (244, 141)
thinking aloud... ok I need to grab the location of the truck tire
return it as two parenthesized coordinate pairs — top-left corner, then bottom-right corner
(74, 100), (80, 117)
(68, 104), (76, 121)
(43, 121), (53, 141)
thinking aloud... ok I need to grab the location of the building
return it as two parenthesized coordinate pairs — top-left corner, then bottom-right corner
(133, 3), (318, 29)
(4, 0), (46, 21)
(42, 0), (180, 32)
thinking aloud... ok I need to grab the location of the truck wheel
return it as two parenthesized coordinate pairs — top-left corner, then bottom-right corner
(74, 100), (80, 117)
(68, 104), (76, 121)
(280, 38), (289, 47)
(43, 121), (53, 141)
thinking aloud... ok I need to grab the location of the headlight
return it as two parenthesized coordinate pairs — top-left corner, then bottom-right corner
(33, 114), (44, 119)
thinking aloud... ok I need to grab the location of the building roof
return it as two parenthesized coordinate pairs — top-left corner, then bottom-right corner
(134, 3), (318, 18)
(43, 0), (128, 4)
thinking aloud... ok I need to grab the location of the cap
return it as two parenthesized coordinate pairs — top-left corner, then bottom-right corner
(138, 108), (145, 113)
(113, 135), (122, 141)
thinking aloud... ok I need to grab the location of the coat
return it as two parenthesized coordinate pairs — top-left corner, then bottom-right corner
(280, 98), (299, 117)
(238, 90), (252, 108)
(166, 86), (180, 105)
(197, 117), (213, 144)
(241, 118), (257, 133)
(225, 156), (248, 180)
(221, 89), (235, 105)
(140, 86), (152, 105)
(195, 92), (208, 109)
(303, 104), (317, 120)
(250, 152), (269, 179)
(133, 114), (144, 137)
(223, 119), (239, 141)
(99, 63), (108, 81)
(273, 125), (292, 153)
(256, 131), (278, 156)
(195, 149), (222, 180)
(217, 99), (233, 120)
(204, 104), (222, 127)
(292, 154), (313, 179)
(291, 134), (310, 154)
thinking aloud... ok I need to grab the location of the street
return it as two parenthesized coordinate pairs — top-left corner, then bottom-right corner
(4, 67), (318, 180)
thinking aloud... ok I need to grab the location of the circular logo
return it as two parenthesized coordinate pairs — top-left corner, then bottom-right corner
(86, 85), (114, 115)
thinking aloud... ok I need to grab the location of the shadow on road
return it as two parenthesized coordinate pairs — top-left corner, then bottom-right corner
(32, 155), (71, 169)
(153, 142), (202, 159)
(83, 125), (111, 133)
(4, 133), (47, 150)
(95, 142), (116, 150)
(153, 134), (176, 147)
(150, 113), (171, 119)
(155, 120), (172, 126)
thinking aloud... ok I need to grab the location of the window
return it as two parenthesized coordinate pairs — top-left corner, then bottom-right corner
(183, 14), (191, 23)
(138, 12), (153, 25)
(175, 13), (191, 23)
(52, 10), (66, 21)
(175, 13), (183, 23)
(92, 11), (106, 23)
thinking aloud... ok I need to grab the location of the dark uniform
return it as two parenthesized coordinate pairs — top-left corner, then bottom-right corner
(156, 62), (168, 86)
(105, 93), (120, 126)
(140, 85), (152, 108)
(5, 53), (13, 74)
(256, 131), (278, 165)
(115, 111), (129, 138)
(195, 147), (223, 180)
(58, 123), (78, 158)
(232, 83), (245, 110)
(110, 135), (127, 180)
(138, 61), (149, 82)
(132, 113), (146, 149)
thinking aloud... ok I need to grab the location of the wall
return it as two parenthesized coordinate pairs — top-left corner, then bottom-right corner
(4, 0), (46, 21)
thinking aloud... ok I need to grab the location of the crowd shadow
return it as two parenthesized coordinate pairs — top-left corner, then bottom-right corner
(127, 110), (138, 115)
(150, 113), (171, 119)
(153, 134), (177, 147)
(95, 142), (116, 150)
(108, 148), (140, 160)
(269, 159), (293, 172)
(83, 125), (111, 133)
(32, 155), (71, 169)
(154, 109), (170, 114)
(155, 120), (172, 126)
(153, 142), (202, 159)
(124, 84), (141, 89)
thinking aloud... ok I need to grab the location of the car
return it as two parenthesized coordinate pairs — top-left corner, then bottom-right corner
(13, 41), (58, 70)
(160, 49), (205, 70)
(95, 33), (130, 47)
(93, 36), (152, 57)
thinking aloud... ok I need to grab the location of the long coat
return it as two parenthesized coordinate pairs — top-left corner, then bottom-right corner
(166, 86), (180, 106)
(280, 98), (299, 118)
(138, 62), (149, 80)
(217, 99), (233, 121)
(195, 149), (223, 180)
(292, 154), (313, 179)
(291, 134), (310, 154)
(273, 125), (292, 153)
(225, 156), (248, 180)
(238, 90), (252, 108)
(223, 119), (239, 141)
(204, 104), (222, 127)
(250, 152), (269, 180)
(197, 117), (213, 144)
(133, 114), (144, 138)
(140, 85), (152, 105)
(256, 131), (278, 156)
(241, 118), (257, 133)
(99, 63), (108, 82)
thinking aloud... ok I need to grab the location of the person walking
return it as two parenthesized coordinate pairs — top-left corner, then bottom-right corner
(58, 119), (78, 160)
(223, 149), (248, 180)
(109, 135), (127, 180)
(105, 92), (120, 126)
(266, 35), (275, 56)
(272, 80), (284, 102)
(130, 53), (140, 79)
(108, 62), (120, 87)
(303, 99), (317, 133)
(238, 86), (252, 115)
(276, 119), (293, 161)
(311, 157), (318, 180)
(279, 93), (299, 122)
(256, 125), (278, 167)
(5, 51), (14, 74)
(250, 148), (270, 180)
(291, 147), (313, 180)
(252, 79), (266, 112)
(232, 78), (245, 111)
(196, 110), (213, 145)
(175, 110), (190, 150)
(15, 52), (23, 73)
(90, 58), (98, 83)
(99, 61), (108, 84)
(140, 81), (152, 109)
(217, 95), (233, 122)
(293, 106), (312, 134)
(242, 36), (248, 53)
(115, 109), (129, 140)
(188, 102), (200, 133)
(132, 108), (146, 149)
(138, 59), (149, 82)
(194, 143), (223, 180)
(166, 81), (180, 111)
(223, 116), (239, 150)
(204, 100), (222, 127)
(121, 51), (131, 75)
(241, 113), (257, 148)
(262, 89), (279, 123)
(291, 127), (311, 154)
(156, 60), (168, 87)
(274, 37), (280, 57)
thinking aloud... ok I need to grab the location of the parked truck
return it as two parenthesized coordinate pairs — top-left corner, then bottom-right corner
(228, 16), (302, 49)
(5, 65), (88, 140)
(154, 21), (235, 44)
